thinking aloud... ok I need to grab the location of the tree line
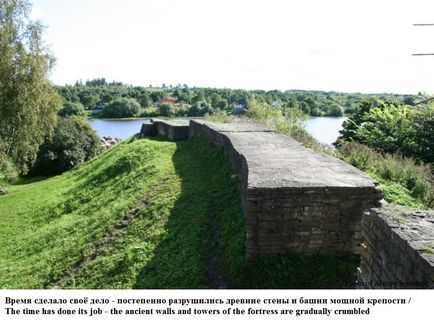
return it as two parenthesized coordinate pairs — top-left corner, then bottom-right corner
(57, 79), (425, 119)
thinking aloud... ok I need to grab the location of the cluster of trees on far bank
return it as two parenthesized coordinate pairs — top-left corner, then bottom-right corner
(56, 78), (426, 119)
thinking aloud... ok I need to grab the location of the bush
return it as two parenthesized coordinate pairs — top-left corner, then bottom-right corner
(175, 105), (190, 116)
(412, 105), (434, 163)
(338, 142), (433, 208)
(140, 107), (159, 117)
(189, 101), (213, 116)
(101, 98), (141, 118)
(336, 100), (434, 163)
(29, 117), (101, 175)
(58, 102), (86, 117)
(158, 103), (176, 117)
(247, 99), (321, 150)
(354, 104), (414, 155)
(338, 142), (379, 171)
(0, 152), (18, 185)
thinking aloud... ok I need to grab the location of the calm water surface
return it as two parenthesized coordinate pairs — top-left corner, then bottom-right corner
(88, 117), (347, 146)
(88, 119), (151, 139)
(303, 116), (347, 146)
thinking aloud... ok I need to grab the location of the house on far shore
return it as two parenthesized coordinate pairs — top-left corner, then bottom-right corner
(157, 96), (177, 106)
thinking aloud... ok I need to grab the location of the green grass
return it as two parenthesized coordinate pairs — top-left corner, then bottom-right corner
(421, 247), (434, 254)
(204, 112), (234, 124)
(0, 136), (358, 289)
(338, 142), (433, 209)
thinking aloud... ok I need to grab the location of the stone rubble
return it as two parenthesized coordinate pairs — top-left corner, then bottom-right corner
(100, 136), (121, 150)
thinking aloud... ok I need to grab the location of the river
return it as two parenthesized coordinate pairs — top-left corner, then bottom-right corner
(88, 116), (347, 146)
(303, 116), (347, 146)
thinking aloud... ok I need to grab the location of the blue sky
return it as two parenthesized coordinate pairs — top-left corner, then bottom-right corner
(31, 0), (434, 94)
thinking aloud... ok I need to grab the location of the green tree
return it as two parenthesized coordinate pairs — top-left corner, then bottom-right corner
(29, 117), (101, 175)
(299, 101), (311, 115)
(324, 102), (343, 116)
(411, 105), (434, 162)
(58, 102), (86, 117)
(0, 150), (17, 185)
(189, 101), (213, 116)
(353, 104), (414, 155)
(101, 98), (141, 118)
(335, 98), (381, 145)
(0, 0), (62, 174)
(138, 92), (151, 107)
(79, 91), (100, 109)
(158, 103), (176, 117)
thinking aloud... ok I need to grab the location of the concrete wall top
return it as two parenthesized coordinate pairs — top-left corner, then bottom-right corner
(150, 119), (188, 127)
(192, 119), (378, 190)
(377, 205), (434, 263)
(359, 204), (434, 287)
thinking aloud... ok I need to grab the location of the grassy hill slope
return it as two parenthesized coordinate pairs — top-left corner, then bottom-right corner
(0, 136), (358, 289)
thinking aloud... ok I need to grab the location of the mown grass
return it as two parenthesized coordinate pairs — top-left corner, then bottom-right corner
(0, 135), (358, 288)
(0, 136), (188, 288)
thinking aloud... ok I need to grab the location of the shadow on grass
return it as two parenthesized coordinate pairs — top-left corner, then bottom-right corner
(12, 176), (50, 186)
(133, 138), (212, 288)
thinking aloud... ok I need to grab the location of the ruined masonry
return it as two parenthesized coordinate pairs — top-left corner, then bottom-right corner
(360, 204), (434, 288)
(188, 120), (383, 259)
(141, 119), (189, 140)
(140, 119), (434, 288)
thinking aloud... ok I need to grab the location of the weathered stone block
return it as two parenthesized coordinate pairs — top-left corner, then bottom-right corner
(359, 204), (434, 288)
(189, 119), (382, 260)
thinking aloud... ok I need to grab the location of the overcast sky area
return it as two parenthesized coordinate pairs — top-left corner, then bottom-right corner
(31, 0), (434, 94)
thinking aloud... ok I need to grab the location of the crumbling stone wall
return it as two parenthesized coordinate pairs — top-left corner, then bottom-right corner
(247, 187), (382, 258)
(189, 120), (382, 260)
(359, 204), (434, 288)
(140, 119), (189, 140)
(140, 123), (157, 136)
(146, 119), (433, 286)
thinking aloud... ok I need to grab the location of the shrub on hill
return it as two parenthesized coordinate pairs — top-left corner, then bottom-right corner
(0, 151), (18, 185)
(29, 117), (101, 175)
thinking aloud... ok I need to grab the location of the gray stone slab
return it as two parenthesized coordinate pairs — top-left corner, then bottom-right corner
(192, 120), (273, 133)
(190, 119), (384, 261)
(147, 119), (189, 140)
(198, 121), (376, 189)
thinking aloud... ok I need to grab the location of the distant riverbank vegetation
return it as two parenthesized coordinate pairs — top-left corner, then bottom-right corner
(56, 78), (427, 119)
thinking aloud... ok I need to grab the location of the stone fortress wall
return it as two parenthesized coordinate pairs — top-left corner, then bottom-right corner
(140, 119), (434, 288)
(188, 120), (383, 260)
(359, 204), (434, 288)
